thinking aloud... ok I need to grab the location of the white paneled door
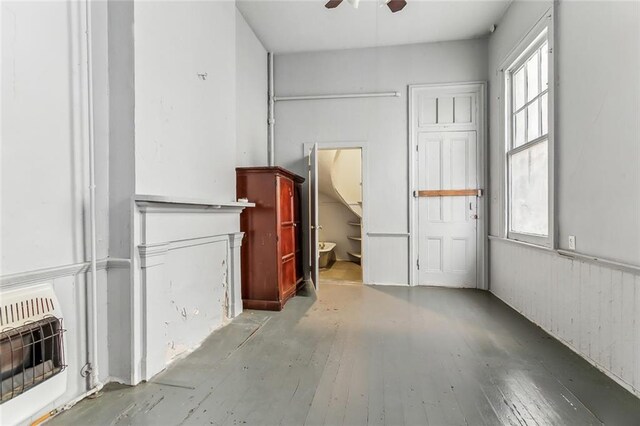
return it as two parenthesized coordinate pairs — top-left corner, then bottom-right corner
(417, 131), (478, 287)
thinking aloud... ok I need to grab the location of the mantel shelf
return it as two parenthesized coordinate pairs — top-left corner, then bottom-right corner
(135, 194), (255, 210)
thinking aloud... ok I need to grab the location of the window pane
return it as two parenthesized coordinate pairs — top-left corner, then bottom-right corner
(514, 110), (525, 148)
(514, 67), (525, 110)
(526, 53), (539, 101)
(527, 100), (540, 142)
(540, 42), (548, 90)
(541, 93), (548, 135)
(510, 140), (548, 236)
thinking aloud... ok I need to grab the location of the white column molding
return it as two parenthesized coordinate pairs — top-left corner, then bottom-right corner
(228, 232), (245, 318)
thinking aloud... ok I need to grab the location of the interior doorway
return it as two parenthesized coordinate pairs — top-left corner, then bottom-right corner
(307, 143), (366, 289)
(316, 148), (363, 285)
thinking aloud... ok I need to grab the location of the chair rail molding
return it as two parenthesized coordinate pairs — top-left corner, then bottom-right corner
(0, 258), (131, 289)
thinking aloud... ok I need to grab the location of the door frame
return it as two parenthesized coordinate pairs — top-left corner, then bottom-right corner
(303, 141), (369, 286)
(408, 82), (488, 289)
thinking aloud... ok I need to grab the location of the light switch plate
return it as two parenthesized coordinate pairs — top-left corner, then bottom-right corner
(568, 235), (576, 250)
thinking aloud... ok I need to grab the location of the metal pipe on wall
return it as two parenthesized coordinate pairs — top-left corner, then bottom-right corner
(267, 52), (275, 166)
(274, 91), (401, 102)
(84, 0), (103, 393)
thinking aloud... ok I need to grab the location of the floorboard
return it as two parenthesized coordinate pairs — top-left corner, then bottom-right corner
(50, 284), (640, 426)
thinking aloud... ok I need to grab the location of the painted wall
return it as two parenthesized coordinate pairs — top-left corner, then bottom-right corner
(487, 0), (640, 397)
(1, 1), (112, 423)
(1, 0), (109, 274)
(128, 0), (244, 383)
(1, 0), (246, 422)
(236, 10), (268, 167)
(134, 1), (236, 201)
(107, 0), (135, 385)
(554, 1), (640, 264)
(332, 149), (363, 218)
(488, 0), (640, 265)
(332, 149), (362, 207)
(275, 40), (488, 285)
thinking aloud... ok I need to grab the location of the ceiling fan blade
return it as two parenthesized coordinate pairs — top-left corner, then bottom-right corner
(325, 0), (343, 9)
(387, 0), (407, 13)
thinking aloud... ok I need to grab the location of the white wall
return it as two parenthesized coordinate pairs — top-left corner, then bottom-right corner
(487, 0), (640, 397)
(1, 0), (109, 274)
(332, 149), (362, 206)
(236, 10), (268, 167)
(134, 1), (236, 201)
(107, 0), (135, 385)
(1, 1), (112, 423)
(554, 1), (639, 264)
(1, 0), (248, 421)
(275, 40), (488, 285)
(128, 0), (244, 383)
(488, 0), (640, 265)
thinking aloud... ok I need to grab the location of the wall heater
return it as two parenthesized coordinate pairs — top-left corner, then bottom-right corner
(0, 284), (67, 425)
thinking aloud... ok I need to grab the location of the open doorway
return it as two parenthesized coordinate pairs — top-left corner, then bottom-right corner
(316, 148), (363, 285)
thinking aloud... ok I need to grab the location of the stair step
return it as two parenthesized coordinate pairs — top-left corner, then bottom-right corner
(348, 236), (361, 242)
(347, 252), (362, 259)
(348, 222), (361, 226)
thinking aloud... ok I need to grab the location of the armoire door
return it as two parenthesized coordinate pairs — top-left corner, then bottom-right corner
(278, 176), (297, 298)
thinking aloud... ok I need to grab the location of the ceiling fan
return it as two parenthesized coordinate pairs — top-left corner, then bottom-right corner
(325, 0), (407, 13)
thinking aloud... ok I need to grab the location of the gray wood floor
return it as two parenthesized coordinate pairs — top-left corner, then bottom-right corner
(50, 284), (640, 425)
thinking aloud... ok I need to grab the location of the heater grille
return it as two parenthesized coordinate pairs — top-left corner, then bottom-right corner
(0, 297), (56, 327)
(0, 317), (66, 403)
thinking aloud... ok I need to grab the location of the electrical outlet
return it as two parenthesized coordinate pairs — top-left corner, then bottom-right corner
(568, 235), (576, 250)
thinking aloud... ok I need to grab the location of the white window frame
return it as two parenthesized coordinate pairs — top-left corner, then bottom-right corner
(500, 9), (555, 248)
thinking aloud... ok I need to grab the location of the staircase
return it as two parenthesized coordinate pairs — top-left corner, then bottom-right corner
(318, 149), (362, 264)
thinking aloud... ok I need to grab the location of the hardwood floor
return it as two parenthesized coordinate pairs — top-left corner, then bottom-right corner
(50, 283), (640, 425)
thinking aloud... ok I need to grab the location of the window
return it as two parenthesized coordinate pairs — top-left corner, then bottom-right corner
(505, 26), (552, 246)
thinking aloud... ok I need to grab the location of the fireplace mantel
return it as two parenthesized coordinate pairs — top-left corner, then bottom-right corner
(129, 194), (253, 384)
(134, 194), (254, 213)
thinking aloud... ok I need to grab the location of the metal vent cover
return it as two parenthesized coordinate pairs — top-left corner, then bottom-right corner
(0, 284), (62, 329)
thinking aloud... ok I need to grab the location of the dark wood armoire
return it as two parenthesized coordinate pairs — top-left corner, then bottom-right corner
(236, 167), (305, 311)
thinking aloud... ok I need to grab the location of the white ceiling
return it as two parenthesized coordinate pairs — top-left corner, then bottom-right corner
(236, 0), (512, 53)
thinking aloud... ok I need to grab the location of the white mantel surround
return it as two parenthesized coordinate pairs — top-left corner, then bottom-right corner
(130, 195), (254, 383)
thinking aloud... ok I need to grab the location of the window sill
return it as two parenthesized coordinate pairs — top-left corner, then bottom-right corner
(488, 235), (554, 253)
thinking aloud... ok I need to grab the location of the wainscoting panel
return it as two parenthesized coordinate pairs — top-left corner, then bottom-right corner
(366, 234), (409, 286)
(490, 238), (640, 397)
